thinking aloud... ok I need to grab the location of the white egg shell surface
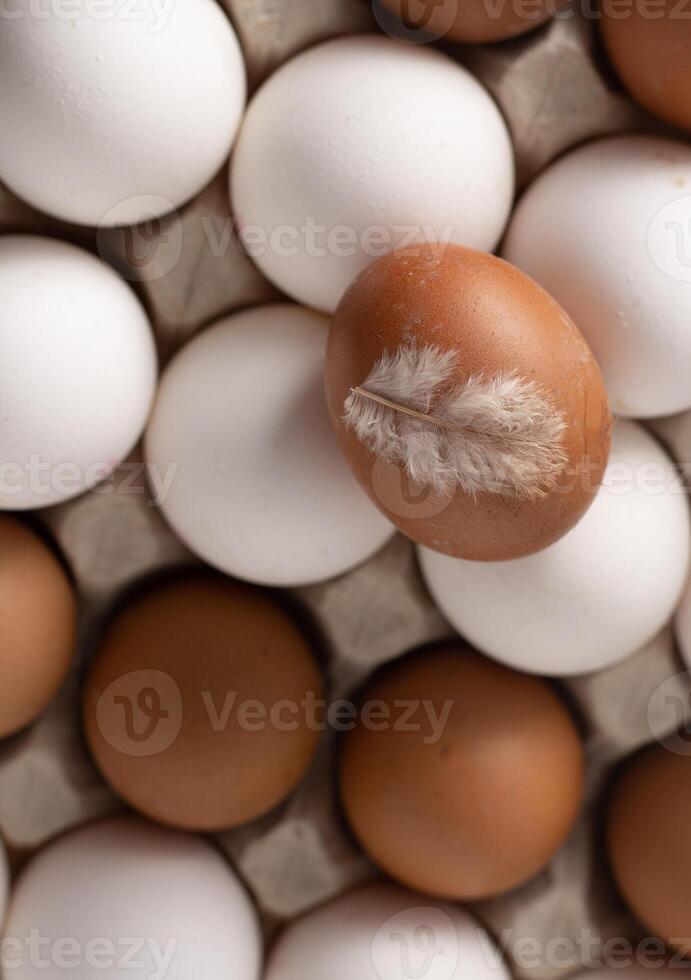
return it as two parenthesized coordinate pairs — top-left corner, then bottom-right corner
(2, 816), (262, 980)
(265, 881), (510, 980)
(419, 421), (690, 677)
(231, 35), (514, 313)
(145, 304), (394, 587)
(503, 135), (691, 419)
(0, 236), (157, 510)
(0, 0), (245, 226)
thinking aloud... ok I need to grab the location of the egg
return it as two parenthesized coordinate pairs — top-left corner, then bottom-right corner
(230, 35), (514, 313)
(0, 0), (245, 226)
(325, 243), (611, 562)
(265, 881), (510, 980)
(0, 516), (76, 737)
(375, 0), (554, 43)
(503, 135), (691, 418)
(600, 4), (691, 132)
(607, 744), (691, 952)
(84, 572), (323, 831)
(0, 236), (157, 510)
(145, 304), (394, 586)
(2, 815), (262, 980)
(339, 644), (584, 900)
(418, 422), (690, 677)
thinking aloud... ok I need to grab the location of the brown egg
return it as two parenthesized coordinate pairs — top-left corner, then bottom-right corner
(83, 573), (324, 831)
(339, 643), (584, 900)
(601, 3), (691, 132)
(0, 515), (76, 737)
(325, 244), (611, 561)
(607, 744), (691, 949)
(377, 0), (554, 43)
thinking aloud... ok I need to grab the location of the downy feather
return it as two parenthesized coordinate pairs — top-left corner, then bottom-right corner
(343, 345), (568, 498)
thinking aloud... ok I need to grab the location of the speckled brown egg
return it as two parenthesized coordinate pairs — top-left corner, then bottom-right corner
(601, 3), (691, 132)
(325, 243), (611, 561)
(0, 515), (77, 737)
(339, 644), (584, 900)
(83, 572), (324, 832)
(378, 0), (554, 43)
(607, 744), (691, 950)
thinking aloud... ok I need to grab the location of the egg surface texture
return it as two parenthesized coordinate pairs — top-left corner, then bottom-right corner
(265, 881), (510, 980)
(326, 243), (611, 561)
(2, 815), (262, 980)
(419, 421), (690, 676)
(376, 0), (554, 43)
(504, 136), (691, 418)
(0, 236), (157, 510)
(601, 3), (691, 132)
(84, 572), (323, 831)
(340, 645), (584, 900)
(0, 0), (245, 226)
(231, 35), (514, 312)
(0, 516), (76, 737)
(607, 745), (691, 952)
(145, 304), (394, 586)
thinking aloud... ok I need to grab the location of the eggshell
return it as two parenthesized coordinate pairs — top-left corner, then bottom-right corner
(376, 0), (553, 43)
(230, 35), (514, 312)
(601, 4), (691, 132)
(145, 304), (394, 586)
(607, 744), (691, 952)
(419, 422), (690, 677)
(0, 516), (76, 737)
(503, 136), (691, 418)
(339, 644), (584, 900)
(265, 881), (510, 980)
(325, 243), (611, 562)
(0, 0), (245, 226)
(0, 236), (157, 510)
(2, 815), (262, 980)
(84, 572), (323, 831)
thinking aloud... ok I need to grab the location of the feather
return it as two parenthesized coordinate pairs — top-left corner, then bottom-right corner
(343, 344), (568, 499)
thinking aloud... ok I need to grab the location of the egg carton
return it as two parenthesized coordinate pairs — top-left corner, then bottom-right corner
(1, 3), (690, 977)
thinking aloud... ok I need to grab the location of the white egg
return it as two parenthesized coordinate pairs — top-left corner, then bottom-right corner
(0, 236), (157, 510)
(265, 881), (509, 980)
(0, 0), (245, 227)
(230, 35), (514, 313)
(503, 135), (691, 419)
(419, 422), (690, 677)
(2, 816), (261, 980)
(145, 304), (394, 586)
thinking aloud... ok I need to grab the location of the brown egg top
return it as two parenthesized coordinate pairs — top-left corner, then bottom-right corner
(0, 515), (77, 737)
(601, 3), (691, 133)
(84, 573), (324, 832)
(339, 643), (584, 900)
(607, 744), (691, 949)
(379, 0), (554, 43)
(325, 244), (611, 561)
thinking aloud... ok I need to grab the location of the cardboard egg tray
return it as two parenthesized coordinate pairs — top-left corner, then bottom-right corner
(2, 2), (691, 976)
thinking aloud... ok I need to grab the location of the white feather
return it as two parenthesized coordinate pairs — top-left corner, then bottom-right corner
(343, 345), (568, 498)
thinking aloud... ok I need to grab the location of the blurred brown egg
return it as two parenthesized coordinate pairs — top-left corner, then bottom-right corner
(607, 744), (691, 949)
(84, 572), (324, 831)
(325, 244), (611, 562)
(0, 515), (76, 737)
(601, 3), (691, 132)
(377, 0), (554, 43)
(339, 643), (584, 900)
